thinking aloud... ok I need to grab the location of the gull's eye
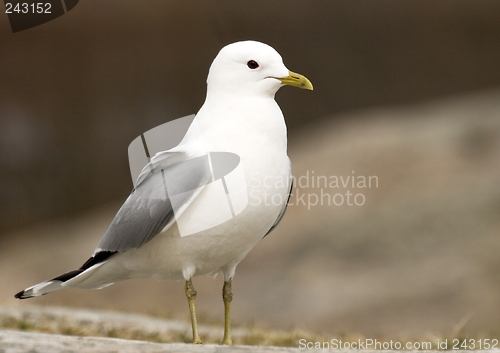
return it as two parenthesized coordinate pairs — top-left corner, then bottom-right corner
(247, 60), (259, 69)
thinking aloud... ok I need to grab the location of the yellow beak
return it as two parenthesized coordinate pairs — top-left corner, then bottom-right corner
(277, 71), (313, 90)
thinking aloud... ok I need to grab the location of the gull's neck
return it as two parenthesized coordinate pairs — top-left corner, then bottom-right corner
(192, 88), (288, 156)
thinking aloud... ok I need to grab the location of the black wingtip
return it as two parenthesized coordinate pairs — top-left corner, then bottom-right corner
(14, 290), (29, 299)
(13, 252), (118, 301)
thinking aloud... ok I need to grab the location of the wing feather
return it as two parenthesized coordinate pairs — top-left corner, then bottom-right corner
(95, 152), (212, 253)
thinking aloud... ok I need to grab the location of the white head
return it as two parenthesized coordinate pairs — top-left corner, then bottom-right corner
(206, 41), (313, 98)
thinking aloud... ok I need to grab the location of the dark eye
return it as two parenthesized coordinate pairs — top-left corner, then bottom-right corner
(247, 60), (259, 69)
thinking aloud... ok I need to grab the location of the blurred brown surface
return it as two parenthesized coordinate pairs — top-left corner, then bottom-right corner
(2, 90), (499, 336)
(1, 1), (500, 231)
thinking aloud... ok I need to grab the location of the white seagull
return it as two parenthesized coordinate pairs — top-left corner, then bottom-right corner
(15, 40), (313, 345)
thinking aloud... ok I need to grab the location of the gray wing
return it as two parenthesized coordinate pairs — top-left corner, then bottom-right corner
(263, 179), (293, 238)
(95, 152), (212, 253)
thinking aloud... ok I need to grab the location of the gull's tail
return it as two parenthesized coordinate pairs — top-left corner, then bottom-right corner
(14, 251), (117, 299)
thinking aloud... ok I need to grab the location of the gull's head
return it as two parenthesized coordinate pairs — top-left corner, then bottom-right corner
(206, 41), (313, 98)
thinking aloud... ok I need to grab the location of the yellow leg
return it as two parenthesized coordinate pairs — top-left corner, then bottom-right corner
(222, 279), (233, 345)
(185, 279), (202, 344)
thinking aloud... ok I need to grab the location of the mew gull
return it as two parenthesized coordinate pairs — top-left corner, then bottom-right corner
(15, 40), (313, 345)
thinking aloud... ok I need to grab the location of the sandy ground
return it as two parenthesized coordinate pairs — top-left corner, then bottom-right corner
(1, 90), (500, 337)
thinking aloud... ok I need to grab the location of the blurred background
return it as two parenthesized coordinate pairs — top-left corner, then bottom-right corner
(1, 0), (500, 338)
